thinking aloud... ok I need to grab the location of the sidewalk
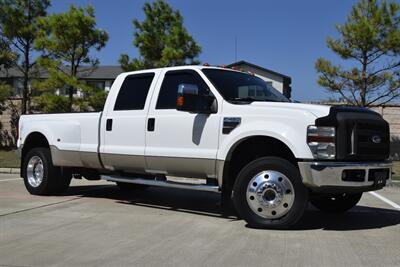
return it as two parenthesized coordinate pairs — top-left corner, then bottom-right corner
(0, 168), (20, 174)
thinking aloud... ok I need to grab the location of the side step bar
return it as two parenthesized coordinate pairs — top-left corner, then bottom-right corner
(101, 175), (220, 193)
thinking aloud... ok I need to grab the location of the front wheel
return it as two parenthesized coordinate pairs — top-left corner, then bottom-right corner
(22, 147), (71, 195)
(232, 157), (308, 229)
(310, 193), (362, 213)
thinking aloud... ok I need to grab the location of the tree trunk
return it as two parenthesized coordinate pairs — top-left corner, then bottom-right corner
(22, 1), (32, 114)
(22, 44), (30, 114)
(22, 73), (28, 114)
(360, 52), (368, 107)
(68, 85), (74, 112)
(68, 63), (77, 112)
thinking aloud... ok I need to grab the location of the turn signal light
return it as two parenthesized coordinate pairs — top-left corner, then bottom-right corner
(307, 126), (336, 160)
(177, 96), (184, 107)
(307, 135), (335, 143)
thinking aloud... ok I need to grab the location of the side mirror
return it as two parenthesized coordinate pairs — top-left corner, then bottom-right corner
(176, 83), (217, 114)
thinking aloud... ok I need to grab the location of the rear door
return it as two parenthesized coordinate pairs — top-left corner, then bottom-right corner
(144, 69), (221, 178)
(100, 71), (159, 172)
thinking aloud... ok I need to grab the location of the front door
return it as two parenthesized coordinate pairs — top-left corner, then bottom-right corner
(145, 69), (220, 178)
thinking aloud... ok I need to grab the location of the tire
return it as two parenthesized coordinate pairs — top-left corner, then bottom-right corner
(116, 182), (148, 192)
(232, 157), (308, 229)
(310, 193), (362, 213)
(22, 147), (71, 195)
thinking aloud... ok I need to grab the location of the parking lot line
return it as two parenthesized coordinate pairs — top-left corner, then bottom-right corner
(0, 178), (21, 182)
(369, 191), (400, 210)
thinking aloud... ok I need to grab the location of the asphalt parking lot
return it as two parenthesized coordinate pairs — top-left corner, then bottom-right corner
(0, 174), (400, 267)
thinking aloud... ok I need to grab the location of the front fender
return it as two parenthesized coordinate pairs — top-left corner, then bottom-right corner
(217, 120), (314, 161)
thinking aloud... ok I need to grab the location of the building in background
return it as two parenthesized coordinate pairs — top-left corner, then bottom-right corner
(0, 66), (123, 97)
(0, 61), (291, 98)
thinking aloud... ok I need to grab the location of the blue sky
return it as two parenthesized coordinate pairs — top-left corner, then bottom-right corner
(49, 0), (360, 101)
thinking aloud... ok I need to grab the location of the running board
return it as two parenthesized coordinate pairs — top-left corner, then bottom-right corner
(101, 175), (220, 193)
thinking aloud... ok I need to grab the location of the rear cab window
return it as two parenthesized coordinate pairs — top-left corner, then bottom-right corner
(114, 73), (155, 111)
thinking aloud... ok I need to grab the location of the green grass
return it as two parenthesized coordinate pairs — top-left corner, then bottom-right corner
(0, 150), (20, 168)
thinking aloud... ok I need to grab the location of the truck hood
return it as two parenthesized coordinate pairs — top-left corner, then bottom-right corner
(249, 102), (331, 118)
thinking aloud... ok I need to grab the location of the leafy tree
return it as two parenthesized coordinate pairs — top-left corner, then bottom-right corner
(0, 79), (12, 116)
(315, 0), (400, 107)
(120, 0), (201, 71)
(35, 4), (108, 112)
(0, 37), (16, 70)
(34, 93), (69, 113)
(0, 37), (18, 147)
(0, 37), (14, 106)
(72, 89), (108, 112)
(87, 90), (108, 111)
(0, 0), (50, 114)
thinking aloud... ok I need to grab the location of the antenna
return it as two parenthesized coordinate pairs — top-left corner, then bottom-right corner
(234, 36), (237, 62)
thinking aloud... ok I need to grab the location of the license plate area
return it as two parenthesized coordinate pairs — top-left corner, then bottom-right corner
(368, 168), (389, 187)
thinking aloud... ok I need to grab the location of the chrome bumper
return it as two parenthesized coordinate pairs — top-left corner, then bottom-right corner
(298, 161), (392, 192)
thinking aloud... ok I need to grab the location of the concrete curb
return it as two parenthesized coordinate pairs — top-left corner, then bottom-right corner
(0, 168), (20, 174)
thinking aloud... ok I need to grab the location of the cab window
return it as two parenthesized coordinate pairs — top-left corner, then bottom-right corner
(156, 70), (210, 109)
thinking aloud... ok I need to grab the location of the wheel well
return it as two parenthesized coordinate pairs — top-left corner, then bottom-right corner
(21, 132), (50, 163)
(222, 136), (297, 191)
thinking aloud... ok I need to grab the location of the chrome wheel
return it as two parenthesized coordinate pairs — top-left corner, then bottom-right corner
(246, 170), (295, 219)
(26, 156), (44, 188)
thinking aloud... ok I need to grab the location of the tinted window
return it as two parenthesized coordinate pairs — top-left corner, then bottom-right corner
(156, 71), (209, 109)
(202, 69), (289, 103)
(114, 74), (155, 110)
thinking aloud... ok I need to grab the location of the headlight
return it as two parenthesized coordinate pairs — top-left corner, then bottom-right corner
(307, 126), (336, 160)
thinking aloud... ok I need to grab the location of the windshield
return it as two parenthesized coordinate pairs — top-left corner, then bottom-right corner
(202, 68), (290, 103)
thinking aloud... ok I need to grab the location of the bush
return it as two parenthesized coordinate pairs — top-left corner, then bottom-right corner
(34, 94), (70, 113)
(89, 90), (108, 111)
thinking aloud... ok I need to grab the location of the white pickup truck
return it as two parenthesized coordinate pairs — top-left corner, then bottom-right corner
(18, 65), (392, 229)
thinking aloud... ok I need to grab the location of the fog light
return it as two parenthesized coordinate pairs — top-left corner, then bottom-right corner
(342, 170), (366, 182)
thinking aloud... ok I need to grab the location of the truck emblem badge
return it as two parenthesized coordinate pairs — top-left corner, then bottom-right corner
(371, 135), (382, 144)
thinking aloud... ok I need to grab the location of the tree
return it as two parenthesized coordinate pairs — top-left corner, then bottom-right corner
(0, 37), (18, 147)
(35, 4), (108, 112)
(34, 93), (69, 113)
(0, 0), (50, 114)
(0, 82), (14, 147)
(0, 37), (16, 70)
(0, 37), (14, 115)
(315, 0), (400, 107)
(120, 0), (201, 71)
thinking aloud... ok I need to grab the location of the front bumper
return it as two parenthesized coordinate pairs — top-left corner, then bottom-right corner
(298, 161), (392, 193)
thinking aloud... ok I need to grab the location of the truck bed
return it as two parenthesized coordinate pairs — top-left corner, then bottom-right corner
(19, 112), (103, 168)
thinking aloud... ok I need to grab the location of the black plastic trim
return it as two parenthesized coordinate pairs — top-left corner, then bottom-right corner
(314, 106), (390, 161)
(315, 106), (380, 126)
(222, 117), (241, 134)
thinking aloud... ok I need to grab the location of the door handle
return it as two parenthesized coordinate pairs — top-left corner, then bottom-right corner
(147, 118), (155, 132)
(106, 119), (113, 131)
